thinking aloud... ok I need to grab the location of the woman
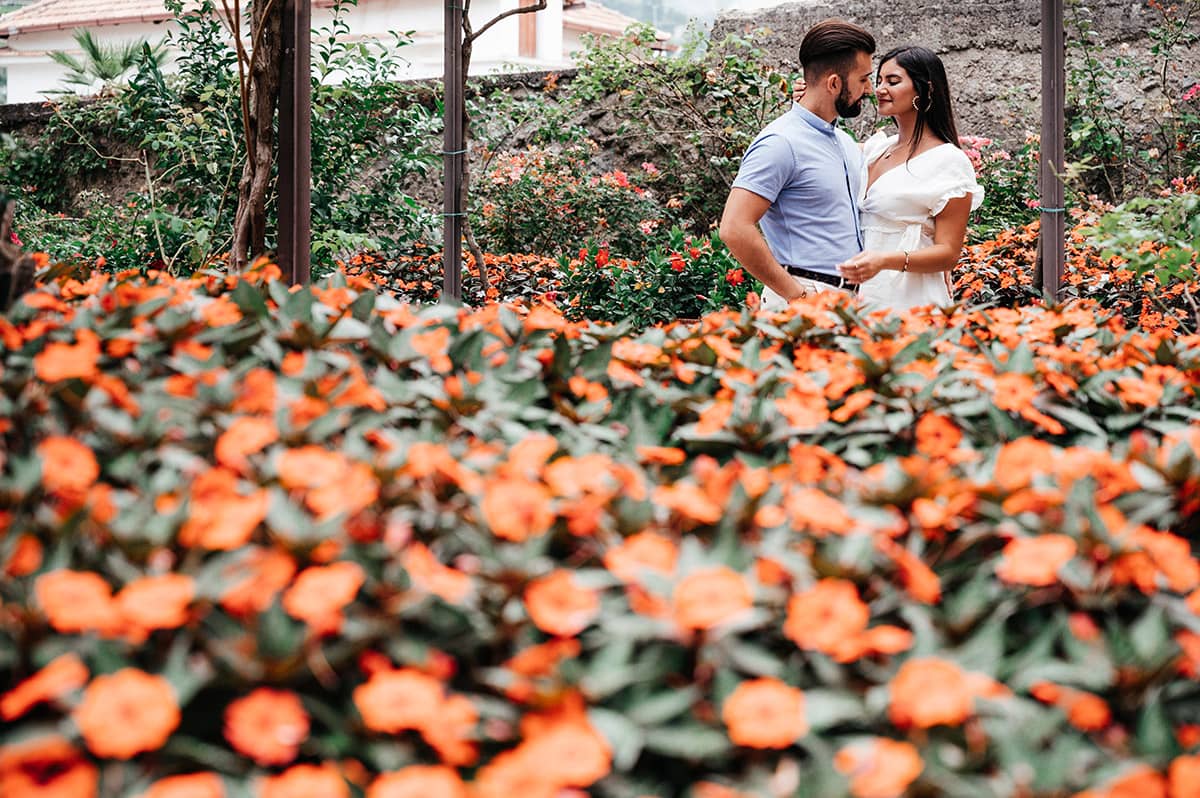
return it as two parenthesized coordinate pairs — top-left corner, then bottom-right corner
(795, 46), (983, 311)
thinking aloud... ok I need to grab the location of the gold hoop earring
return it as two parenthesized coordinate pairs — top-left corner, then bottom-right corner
(912, 96), (933, 112)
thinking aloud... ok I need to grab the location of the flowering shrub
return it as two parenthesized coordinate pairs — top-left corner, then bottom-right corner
(472, 146), (676, 260)
(2, 262), (1200, 797)
(959, 134), (1040, 242)
(561, 228), (756, 326)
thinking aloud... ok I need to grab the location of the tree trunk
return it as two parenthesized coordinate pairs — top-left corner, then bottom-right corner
(458, 34), (489, 297)
(232, 0), (284, 269)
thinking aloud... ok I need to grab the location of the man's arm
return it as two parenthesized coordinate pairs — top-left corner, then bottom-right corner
(719, 188), (804, 301)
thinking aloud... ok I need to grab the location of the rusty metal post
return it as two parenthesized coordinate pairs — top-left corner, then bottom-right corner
(278, 0), (312, 285)
(1039, 0), (1065, 298)
(443, 0), (464, 302)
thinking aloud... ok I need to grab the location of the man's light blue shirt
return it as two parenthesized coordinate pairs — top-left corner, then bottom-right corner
(731, 105), (864, 277)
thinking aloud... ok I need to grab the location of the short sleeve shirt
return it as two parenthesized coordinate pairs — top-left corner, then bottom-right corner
(731, 105), (864, 276)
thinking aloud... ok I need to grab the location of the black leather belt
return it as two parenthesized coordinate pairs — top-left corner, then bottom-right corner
(784, 265), (846, 289)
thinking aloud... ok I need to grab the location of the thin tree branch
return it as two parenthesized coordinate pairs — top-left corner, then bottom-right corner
(467, 0), (546, 44)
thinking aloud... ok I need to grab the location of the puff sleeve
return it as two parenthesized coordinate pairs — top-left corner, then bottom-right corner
(929, 147), (985, 217)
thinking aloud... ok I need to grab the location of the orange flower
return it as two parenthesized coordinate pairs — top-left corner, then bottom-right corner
(37, 436), (100, 498)
(1065, 691), (1111, 732)
(277, 447), (379, 520)
(525, 570), (600, 637)
(914, 413), (962, 457)
(603, 532), (678, 583)
(75, 668), (180, 759)
(411, 326), (452, 372)
(34, 329), (101, 382)
(888, 657), (974, 729)
(481, 477), (555, 541)
(672, 566), (752, 630)
(653, 483), (723, 525)
(115, 573), (195, 631)
(1096, 767), (1167, 798)
(3, 534), (42, 577)
(367, 766), (467, 798)
(505, 638), (581, 677)
(34, 569), (122, 635)
(0, 735), (98, 798)
(0, 653), (89, 721)
(225, 688), (310, 766)
(259, 764), (349, 798)
(520, 718), (612, 788)
(722, 678), (807, 748)
(403, 542), (472, 603)
(232, 368), (276, 414)
(784, 579), (869, 654)
(636, 445), (686, 465)
(353, 668), (444, 733)
(420, 693), (479, 766)
(784, 488), (855, 535)
(282, 561), (365, 634)
(220, 547), (297, 616)
(994, 438), (1056, 491)
(215, 417), (278, 473)
(995, 534), (1076, 586)
(993, 372), (1037, 412)
(179, 467), (270, 550)
(834, 738), (923, 798)
(141, 772), (225, 798)
(1169, 755), (1200, 798)
(693, 784), (755, 798)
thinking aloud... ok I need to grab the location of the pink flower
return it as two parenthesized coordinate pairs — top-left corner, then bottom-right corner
(1025, 199), (1042, 209)
(641, 161), (660, 176)
(1183, 82), (1200, 103)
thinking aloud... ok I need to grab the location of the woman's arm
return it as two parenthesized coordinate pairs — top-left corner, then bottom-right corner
(835, 194), (973, 283)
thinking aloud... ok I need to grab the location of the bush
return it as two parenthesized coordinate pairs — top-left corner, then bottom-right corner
(2, 263), (1200, 797)
(472, 145), (674, 260)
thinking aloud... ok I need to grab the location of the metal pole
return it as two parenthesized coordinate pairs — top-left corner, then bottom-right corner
(278, 0), (312, 286)
(1039, 0), (1065, 298)
(443, 0), (464, 302)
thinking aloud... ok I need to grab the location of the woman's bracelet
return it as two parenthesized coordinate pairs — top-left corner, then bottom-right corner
(902, 251), (910, 272)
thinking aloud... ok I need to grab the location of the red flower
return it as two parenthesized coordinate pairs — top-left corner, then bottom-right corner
(726, 268), (745, 286)
(595, 249), (609, 268)
(670, 253), (686, 272)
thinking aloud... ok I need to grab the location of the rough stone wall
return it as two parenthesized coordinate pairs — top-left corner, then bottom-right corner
(712, 0), (1200, 145)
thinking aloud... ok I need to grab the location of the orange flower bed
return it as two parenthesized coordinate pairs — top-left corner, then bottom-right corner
(1, 260), (1199, 797)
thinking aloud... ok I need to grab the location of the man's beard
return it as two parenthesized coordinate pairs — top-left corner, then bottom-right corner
(835, 84), (864, 118)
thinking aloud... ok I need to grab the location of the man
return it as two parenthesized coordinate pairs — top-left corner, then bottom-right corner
(719, 19), (876, 307)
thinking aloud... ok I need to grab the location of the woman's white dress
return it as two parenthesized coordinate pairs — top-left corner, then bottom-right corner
(856, 131), (984, 311)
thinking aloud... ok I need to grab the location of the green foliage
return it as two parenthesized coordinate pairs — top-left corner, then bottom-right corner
(567, 23), (798, 230)
(472, 144), (674, 259)
(48, 29), (169, 93)
(1087, 188), (1200, 286)
(960, 135), (1041, 242)
(2, 266), (1200, 795)
(2, 0), (434, 275)
(561, 228), (756, 325)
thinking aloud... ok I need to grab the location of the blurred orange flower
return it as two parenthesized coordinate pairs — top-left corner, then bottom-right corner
(403, 542), (472, 603)
(34, 328), (100, 382)
(367, 765), (467, 798)
(178, 467), (270, 550)
(282, 561), (365, 634)
(784, 579), (868, 654)
(889, 657), (973, 729)
(604, 531), (678, 583)
(915, 413), (962, 457)
(672, 566), (752, 630)
(115, 573), (195, 631)
(225, 688), (310, 766)
(34, 569), (122, 636)
(995, 534), (1076, 586)
(0, 735), (98, 798)
(75, 668), (180, 759)
(834, 738), (923, 798)
(481, 477), (555, 541)
(420, 693), (479, 766)
(141, 772), (225, 798)
(525, 570), (600, 637)
(215, 417), (278, 473)
(0, 652), (88, 721)
(353, 668), (443, 733)
(220, 547), (297, 616)
(37, 436), (100, 499)
(1169, 755), (1200, 798)
(722, 677), (807, 748)
(3, 534), (42, 577)
(259, 763), (349, 798)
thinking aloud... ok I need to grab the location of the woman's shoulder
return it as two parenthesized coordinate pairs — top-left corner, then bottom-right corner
(929, 142), (978, 174)
(862, 130), (896, 159)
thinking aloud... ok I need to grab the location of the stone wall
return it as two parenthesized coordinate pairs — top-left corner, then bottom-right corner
(712, 0), (1200, 145)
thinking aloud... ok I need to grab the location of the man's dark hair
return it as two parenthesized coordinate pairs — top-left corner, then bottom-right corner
(798, 19), (876, 83)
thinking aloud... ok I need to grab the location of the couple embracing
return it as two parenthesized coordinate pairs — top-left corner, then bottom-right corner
(720, 19), (984, 313)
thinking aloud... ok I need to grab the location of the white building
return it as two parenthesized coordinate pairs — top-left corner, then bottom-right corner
(0, 0), (668, 104)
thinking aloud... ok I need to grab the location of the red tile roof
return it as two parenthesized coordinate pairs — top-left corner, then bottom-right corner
(562, 0), (669, 41)
(0, 0), (336, 35)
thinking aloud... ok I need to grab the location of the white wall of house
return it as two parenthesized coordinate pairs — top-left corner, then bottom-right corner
(0, 0), (573, 105)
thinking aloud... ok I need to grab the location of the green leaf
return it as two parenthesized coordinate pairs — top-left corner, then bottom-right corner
(627, 687), (699, 726)
(803, 689), (864, 731)
(642, 724), (732, 760)
(589, 707), (644, 771)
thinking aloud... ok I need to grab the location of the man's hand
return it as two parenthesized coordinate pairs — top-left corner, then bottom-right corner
(792, 78), (807, 103)
(719, 188), (804, 301)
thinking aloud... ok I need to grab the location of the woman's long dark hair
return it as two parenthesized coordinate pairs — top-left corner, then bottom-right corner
(877, 46), (960, 161)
